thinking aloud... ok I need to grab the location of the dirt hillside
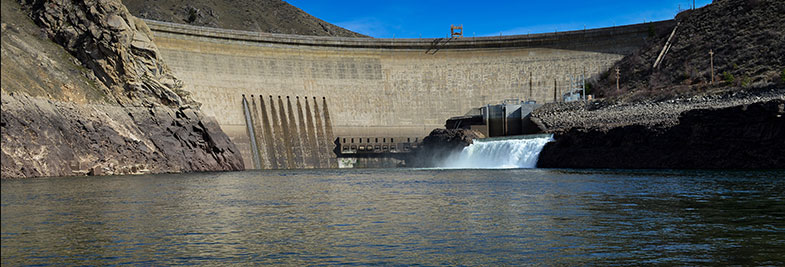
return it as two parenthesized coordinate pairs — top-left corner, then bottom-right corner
(121, 0), (366, 37)
(592, 0), (785, 99)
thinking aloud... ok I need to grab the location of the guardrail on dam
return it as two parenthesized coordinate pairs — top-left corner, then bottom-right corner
(145, 19), (676, 168)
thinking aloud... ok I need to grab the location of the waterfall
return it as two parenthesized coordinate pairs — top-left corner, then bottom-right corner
(440, 135), (553, 169)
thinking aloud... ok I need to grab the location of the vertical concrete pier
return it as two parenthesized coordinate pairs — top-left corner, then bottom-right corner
(250, 96), (269, 169)
(313, 97), (329, 168)
(259, 95), (279, 169)
(241, 95), (262, 169)
(278, 96), (296, 169)
(296, 97), (314, 168)
(269, 95), (287, 169)
(304, 98), (321, 168)
(286, 97), (304, 169)
(322, 97), (336, 168)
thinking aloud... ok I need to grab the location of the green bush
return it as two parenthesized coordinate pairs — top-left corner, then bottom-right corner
(781, 69), (785, 83)
(723, 71), (735, 83)
(583, 82), (594, 95)
(740, 76), (752, 87)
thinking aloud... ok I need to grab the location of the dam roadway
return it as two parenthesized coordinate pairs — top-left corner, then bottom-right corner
(145, 19), (675, 168)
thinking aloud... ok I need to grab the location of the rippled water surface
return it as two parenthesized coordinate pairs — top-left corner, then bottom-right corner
(2, 169), (784, 265)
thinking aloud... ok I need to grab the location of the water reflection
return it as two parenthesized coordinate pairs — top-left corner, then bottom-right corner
(2, 169), (784, 265)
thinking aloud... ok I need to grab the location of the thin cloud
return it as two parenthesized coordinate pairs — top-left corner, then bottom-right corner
(335, 18), (392, 38)
(484, 24), (582, 37)
(483, 7), (681, 37)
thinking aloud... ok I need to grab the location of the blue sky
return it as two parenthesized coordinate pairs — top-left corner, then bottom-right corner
(286, 0), (713, 38)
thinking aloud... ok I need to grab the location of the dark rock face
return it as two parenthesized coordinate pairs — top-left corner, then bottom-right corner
(538, 99), (785, 169)
(406, 129), (484, 167)
(1, 93), (243, 178)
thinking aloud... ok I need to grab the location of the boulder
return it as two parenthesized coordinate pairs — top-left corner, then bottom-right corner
(406, 129), (485, 167)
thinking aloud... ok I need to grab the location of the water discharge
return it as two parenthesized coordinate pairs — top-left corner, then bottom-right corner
(440, 134), (553, 169)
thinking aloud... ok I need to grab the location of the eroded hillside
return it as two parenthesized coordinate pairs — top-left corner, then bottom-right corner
(592, 0), (785, 99)
(121, 0), (367, 37)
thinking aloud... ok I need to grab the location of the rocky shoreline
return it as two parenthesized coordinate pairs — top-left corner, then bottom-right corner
(533, 88), (785, 169)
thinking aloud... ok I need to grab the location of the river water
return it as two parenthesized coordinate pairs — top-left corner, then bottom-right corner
(2, 169), (784, 265)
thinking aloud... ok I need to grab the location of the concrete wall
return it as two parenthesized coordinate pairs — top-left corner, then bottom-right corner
(145, 19), (675, 168)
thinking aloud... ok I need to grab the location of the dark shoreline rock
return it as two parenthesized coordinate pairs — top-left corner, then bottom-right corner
(537, 98), (785, 169)
(405, 129), (484, 168)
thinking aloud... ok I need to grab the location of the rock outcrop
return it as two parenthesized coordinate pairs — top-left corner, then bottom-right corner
(534, 92), (785, 169)
(1, 92), (243, 178)
(406, 128), (484, 167)
(1, 0), (244, 178)
(22, 0), (190, 106)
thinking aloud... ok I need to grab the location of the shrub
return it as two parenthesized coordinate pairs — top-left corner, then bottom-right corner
(648, 25), (656, 38)
(740, 76), (752, 87)
(723, 71), (735, 83)
(584, 82), (593, 95)
(781, 68), (785, 83)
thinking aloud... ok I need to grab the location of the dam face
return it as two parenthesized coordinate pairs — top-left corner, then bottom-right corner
(146, 20), (674, 168)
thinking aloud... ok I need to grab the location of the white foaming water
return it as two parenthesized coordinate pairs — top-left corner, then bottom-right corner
(439, 135), (553, 169)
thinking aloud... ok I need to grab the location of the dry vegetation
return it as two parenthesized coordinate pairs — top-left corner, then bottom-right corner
(591, 0), (785, 101)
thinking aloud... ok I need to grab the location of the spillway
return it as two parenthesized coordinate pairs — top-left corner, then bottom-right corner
(440, 135), (553, 169)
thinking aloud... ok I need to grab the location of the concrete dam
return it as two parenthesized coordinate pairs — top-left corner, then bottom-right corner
(145, 19), (675, 169)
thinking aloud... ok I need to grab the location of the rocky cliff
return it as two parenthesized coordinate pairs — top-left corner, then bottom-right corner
(1, 0), (244, 178)
(21, 0), (190, 106)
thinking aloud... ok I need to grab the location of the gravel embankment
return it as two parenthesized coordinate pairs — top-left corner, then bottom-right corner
(532, 88), (785, 133)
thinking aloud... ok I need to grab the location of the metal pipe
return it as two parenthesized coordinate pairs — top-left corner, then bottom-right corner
(242, 95), (262, 169)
